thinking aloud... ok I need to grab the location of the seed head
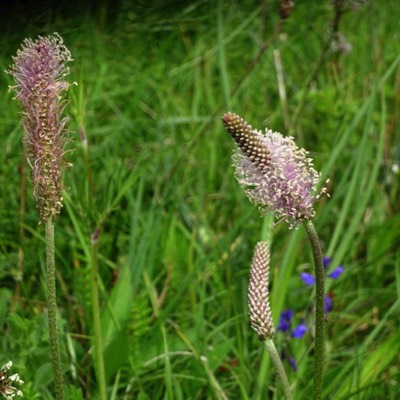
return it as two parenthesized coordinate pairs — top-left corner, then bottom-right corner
(248, 242), (275, 340)
(7, 33), (72, 222)
(222, 112), (327, 228)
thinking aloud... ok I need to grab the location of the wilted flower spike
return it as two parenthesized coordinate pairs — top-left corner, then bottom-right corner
(248, 242), (275, 340)
(0, 361), (24, 399)
(7, 33), (72, 222)
(222, 112), (327, 227)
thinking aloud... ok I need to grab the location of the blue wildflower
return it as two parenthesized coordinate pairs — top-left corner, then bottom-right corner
(281, 351), (298, 372)
(328, 265), (344, 279)
(289, 357), (297, 372)
(300, 259), (344, 314)
(301, 258), (344, 287)
(292, 323), (307, 338)
(324, 295), (333, 313)
(323, 257), (332, 268)
(300, 272), (316, 286)
(278, 312), (306, 373)
(277, 310), (293, 332)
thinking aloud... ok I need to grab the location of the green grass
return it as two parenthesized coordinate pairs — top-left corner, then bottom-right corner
(0, 1), (399, 399)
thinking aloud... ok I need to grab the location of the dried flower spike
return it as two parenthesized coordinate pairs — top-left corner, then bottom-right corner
(7, 33), (72, 222)
(0, 361), (24, 399)
(222, 112), (327, 227)
(248, 242), (275, 340)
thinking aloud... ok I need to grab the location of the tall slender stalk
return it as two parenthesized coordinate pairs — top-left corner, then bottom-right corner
(45, 220), (64, 400)
(303, 220), (325, 400)
(8, 34), (73, 399)
(90, 235), (107, 400)
(264, 339), (293, 400)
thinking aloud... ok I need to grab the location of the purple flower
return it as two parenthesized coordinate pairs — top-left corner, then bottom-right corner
(323, 257), (332, 268)
(222, 113), (327, 227)
(292, 323), (307, 338)
(324, 296), (333, 313)
(300, 272), (316, 286)
(328, 265), (344, 279)
(289, 357), (298, 372)
(7, 33), (72, 222)
(277, 310), (293, 332)
(278, 314), (305, 373)
(281, 352), (298, 373)
(301, 259), (344, 285)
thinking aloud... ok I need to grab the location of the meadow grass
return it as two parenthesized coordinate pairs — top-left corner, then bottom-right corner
(0, 1), (399, 399)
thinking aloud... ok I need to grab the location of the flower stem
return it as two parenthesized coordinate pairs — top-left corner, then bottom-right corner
(90, 235), (107, 400)
(303, 220), (325, 400)
(45, 220), (64, 400)
(264, 338), (293, 400)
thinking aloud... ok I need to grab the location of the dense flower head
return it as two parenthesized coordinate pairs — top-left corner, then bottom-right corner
(7, 33), (72, 222)
(248, 242), (275, 340)
(222, 112), (327, 227)
(0, 361), (23, 399)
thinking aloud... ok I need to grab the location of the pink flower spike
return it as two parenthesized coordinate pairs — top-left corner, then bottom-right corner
(222, 112), (327, 227)
(7, 33), (73, 222)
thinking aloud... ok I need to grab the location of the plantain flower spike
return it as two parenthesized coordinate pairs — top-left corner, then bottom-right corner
(222, 112), (327, 228)
(248, 241), (275, 340)
(7, 33), (72, 222)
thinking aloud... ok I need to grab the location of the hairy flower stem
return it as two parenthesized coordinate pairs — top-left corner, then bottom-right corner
(264, 339), (293, 400)
(90, 237), (107, 400)
(45, 220), (64, 400)
(303, 220), (325, 400)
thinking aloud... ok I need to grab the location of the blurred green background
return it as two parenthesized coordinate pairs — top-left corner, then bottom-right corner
(0, 0), (399, 399)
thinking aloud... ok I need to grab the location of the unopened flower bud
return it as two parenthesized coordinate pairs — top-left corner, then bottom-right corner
(248, 242), (275, 340)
